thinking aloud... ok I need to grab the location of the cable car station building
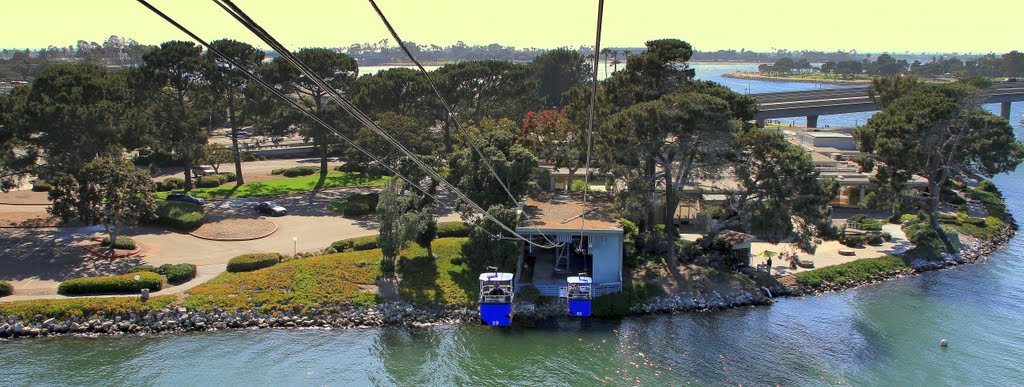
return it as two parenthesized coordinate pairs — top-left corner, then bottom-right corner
(514, 192), (624, 297)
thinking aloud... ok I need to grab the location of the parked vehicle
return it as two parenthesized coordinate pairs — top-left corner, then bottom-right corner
(192, 165), (216, 177)
(166, 193), (206, 206)
(254, 201), (287, 216)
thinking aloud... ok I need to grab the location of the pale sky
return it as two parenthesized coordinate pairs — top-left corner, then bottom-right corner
(2, 0), (1020, 54)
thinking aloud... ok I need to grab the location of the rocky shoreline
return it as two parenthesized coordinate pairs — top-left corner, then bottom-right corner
(1, 225), (1017, 339)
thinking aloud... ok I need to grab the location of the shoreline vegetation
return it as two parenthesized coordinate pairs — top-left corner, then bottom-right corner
(0, 186), (1016, 338)
(722, 71), (875, 85)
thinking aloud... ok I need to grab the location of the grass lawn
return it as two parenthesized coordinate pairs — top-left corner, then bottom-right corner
(940, 215), (1006, 240)
(0, 295), (178, 320)
(183, 237), (475, 312)
(326, 192), (378, 214)
(158, 171), (389, 200)
(793, 255), (908, 288)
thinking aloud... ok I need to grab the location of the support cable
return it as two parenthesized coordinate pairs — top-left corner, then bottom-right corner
(366, 0), (561, 248)
(212, 0), (559, 248)
(580, 0), (605, 240)
(135, 0), (504, 241)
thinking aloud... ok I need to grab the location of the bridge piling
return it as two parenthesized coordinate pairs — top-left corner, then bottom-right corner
(806, 115), (819, 128)
(1002, 102), (1012, 119)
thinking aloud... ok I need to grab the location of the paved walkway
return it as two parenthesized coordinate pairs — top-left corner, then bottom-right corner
(0, 187), (462, 301)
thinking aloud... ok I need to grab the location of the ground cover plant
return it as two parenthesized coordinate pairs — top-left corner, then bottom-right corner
(793, 255), (908, 288)
(184, 238), (474, 312)
(0, 295), (177, 320)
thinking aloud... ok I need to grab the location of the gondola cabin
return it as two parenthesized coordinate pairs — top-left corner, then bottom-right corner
(479, 272), (514, 326)
(566, 276), (592, 317)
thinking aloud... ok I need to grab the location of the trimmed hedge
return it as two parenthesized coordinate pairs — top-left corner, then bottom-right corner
(100, 236), (137, 250)
(793, 255), (908, 288)
(31, 180), (52, 192)
(271, 166), (319, 177)
(436, 221), (471, 238)
(329, 235), (379, 253)
(57, 272), (164, 295)
(218, 172), (237, 182)
(227, 253), (283, 273)
(0, 280), (12, 297)
(128, 263), (197, 285)
(149, 201), (205, 230)
(196, 174), (228, 188)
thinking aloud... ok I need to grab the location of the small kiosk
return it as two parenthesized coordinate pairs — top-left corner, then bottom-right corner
(479, 270), (515, 326)
(566, 275), (592, 317)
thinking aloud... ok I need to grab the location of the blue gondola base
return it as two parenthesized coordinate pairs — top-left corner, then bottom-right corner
(479, 271), (514, 326)
(566, 275), (593, 317)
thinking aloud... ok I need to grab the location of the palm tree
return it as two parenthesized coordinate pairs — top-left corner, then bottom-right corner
(600, 48), (612, 78)
(611, 50), (621, 73)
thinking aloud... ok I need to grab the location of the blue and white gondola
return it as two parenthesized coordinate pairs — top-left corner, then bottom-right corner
(478, 271), (514, 326)
(566, 275), (592, 317)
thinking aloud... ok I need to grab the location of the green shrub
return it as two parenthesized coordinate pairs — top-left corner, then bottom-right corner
(100, 235), (137, 250)
(128, 263), (197, 285)
(57, 272), (164, 295)
(350, 236), (378, 251)
(849, 214), (867, 223)
(978, 180), (999, 194)
(226, 253), (283, 273)
(794, 255), (907, 288)
(127, 265), (158, 274)
(866, 234), (884, 245)
(271, 166), (319, 177)
(592, 283), (661, 318)
(162, 178), (184, 190)
(570, 179), (587, 192)
(31, 180), (51, 192)
(900, 214), (920, 223)
(436, 221), (471, 238)
(840, 235), (866, 248)
(196, 174), (228, 188)
(159, 263), (197, 284)
(880, 232), (893, 242)
(0, 280), (12, 296)
(343, 202), (371, 217)
(147, 201), (205, 230)
(218, 172), (237, 182)
(860, 219), (883, 231)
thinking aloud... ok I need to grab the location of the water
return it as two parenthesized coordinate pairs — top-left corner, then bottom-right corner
(2, 65), (1023, 385)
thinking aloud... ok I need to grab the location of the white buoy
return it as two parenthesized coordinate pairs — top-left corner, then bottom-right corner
(939, 339), (949, 347)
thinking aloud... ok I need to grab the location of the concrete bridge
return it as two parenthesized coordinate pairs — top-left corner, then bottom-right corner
(752, 82), (1024, 128)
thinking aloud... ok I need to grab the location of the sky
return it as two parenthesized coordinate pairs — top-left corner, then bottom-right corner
(1, 0), (1020, 54)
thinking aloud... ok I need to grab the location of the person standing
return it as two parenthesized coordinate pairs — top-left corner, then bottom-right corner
(766, 255), (773, 275)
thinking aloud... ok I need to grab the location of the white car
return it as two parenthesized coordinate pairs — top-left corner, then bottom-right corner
(192, 166), (216, 177)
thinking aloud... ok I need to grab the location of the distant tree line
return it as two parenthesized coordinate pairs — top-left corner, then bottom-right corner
(0, 35), (152, 81)
(757, 51), (1024, 79)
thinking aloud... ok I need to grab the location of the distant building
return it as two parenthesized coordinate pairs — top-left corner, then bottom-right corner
(515, 192), (623, 297)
